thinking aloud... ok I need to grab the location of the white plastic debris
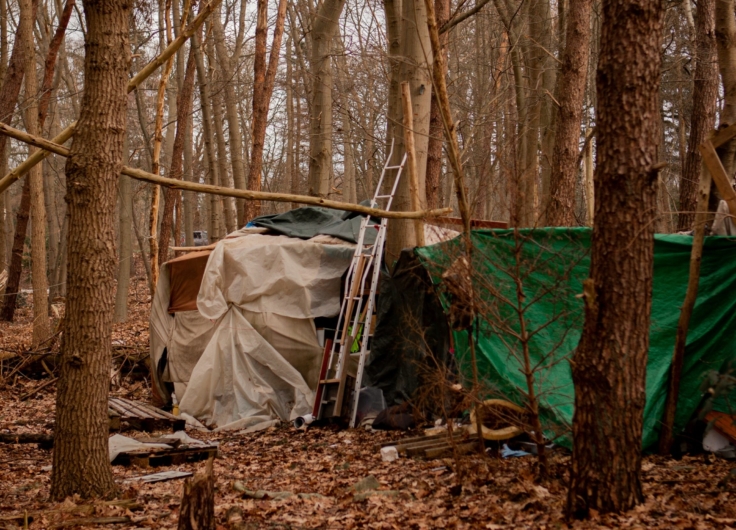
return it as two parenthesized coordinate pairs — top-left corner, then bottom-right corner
(381, 446), (399, 462)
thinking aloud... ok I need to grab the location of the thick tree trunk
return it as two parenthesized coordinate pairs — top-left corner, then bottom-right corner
(567, 0), (663, 517)
(306, 0), (347, 199)
(679, 0), (717, 231)
(50, 0), (130, 499)
(21, 0), (51, 346)
(385, 0), (433, 263)
(546, 0), (593, 226)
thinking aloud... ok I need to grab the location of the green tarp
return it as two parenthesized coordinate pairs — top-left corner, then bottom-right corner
(249, 205), (378, 245)
(416, 228), (736, 449)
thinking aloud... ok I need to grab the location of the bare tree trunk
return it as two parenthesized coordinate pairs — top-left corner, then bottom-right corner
(244, 0), (288, 219)
(568, 0), (664, 517)
(306, 0), (347, 199)
(678, 0), (717, 231)
(716, 0), (736, 177)
(286, 36), (299, 209)
(50, 0), (130, 499)
(210, 68), (236, 233)
(21, 0), (51, 345)
(425, 0), (449, 210)
(159, 48), (196, 264)
(192, 30), (221, 241)
(114, 135), (132, 323)
(148, 0), (175, 292)
(386, 0), (433, 263)
(547, 0), (593, 226)
(0, 0), (36, 319)
(212, 10), (247, 226)
(335, 39), (356, 204)
(0, 0), (6, 274)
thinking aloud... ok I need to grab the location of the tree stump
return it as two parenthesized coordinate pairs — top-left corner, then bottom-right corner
(177, 457), (215, 530)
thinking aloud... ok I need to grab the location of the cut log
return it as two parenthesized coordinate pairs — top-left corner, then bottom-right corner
(178, 458), (215, 530)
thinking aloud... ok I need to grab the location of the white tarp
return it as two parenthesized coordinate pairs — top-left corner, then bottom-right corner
(151, 231), (354, 431)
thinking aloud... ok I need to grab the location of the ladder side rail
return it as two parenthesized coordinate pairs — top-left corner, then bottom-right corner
(349, 224), (390, 426)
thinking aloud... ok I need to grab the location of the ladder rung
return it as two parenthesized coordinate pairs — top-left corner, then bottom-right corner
(384, 165), (403, 169)
(319, 379), (340, 384)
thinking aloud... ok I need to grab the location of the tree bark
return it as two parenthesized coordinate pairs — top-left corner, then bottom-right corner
(385, 0), (433, 263)
(177, 459), (215, 530)
(546, 0), (593, 226)
(50, 0), (130, 499)
(678, 0), (718, 231)
(192, 30), (221, 242)
(21, 0), (51, 346)
(567, 0), (664, 517)
(212, 9), (247, 226)
(0, 0), (37, 319)
(158, 48), (196, 265)
(425, 0), (449, 210)
(715, 0), (736, 177)
(244, 0), (288, 219)
(306, 0), (347, 200)
(114, 137), (132, 323)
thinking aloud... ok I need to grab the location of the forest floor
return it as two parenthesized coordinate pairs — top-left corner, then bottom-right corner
(1, 269), (736, 529)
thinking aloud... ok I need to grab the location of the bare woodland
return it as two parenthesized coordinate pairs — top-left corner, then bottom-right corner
(0, 0), (735, 522)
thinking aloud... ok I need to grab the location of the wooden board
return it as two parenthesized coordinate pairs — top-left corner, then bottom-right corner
(112, 445), (218, 468)
(108, 397), (185, 432)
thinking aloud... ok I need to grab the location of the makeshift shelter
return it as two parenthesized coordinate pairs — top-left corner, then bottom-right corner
(371, 228), (736, 449)
(150, 209), (366, 431)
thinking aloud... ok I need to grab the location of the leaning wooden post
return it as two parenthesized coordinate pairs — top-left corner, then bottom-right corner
(658, 154), (712, 454)
(424, 0), (484, 454)
(400, 82), (426, 247)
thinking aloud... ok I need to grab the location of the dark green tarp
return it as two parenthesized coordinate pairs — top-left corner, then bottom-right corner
(416, 228), (736, 449)
(249, 205), (378, 245)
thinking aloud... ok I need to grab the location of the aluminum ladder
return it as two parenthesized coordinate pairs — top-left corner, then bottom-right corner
(313, 142), (407, 427)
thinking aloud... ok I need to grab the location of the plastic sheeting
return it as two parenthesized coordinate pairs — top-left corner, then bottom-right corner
(150, 231), (354, 431)
(417, 228), (736, 450)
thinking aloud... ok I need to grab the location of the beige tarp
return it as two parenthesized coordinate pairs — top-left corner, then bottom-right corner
(150, 230), (354, 431)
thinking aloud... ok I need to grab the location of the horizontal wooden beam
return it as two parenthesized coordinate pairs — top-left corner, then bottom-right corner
(0, 122), (453, 220)
(0, 0), (223, 195)
(710, 123), (736, 149)
(699, 140), (736, 216)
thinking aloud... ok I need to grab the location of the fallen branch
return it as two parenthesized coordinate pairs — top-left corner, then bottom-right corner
(20, 376), (57, 401)
(0, 432), (53, 447)
(0, 0), (223, 195)
(0, 121), (453, 220)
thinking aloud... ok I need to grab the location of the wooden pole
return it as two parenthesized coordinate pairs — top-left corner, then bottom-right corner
(700, 140), (736, 216)
(0, 0), (222, 195)
(658, 158), (712, 454)
(400, 81), (426, 247)
(0, 121), (452, 220)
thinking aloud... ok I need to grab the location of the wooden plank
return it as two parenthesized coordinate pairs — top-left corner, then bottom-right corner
(113, 445), (217, 468)
(380, 430), (464, 448)
(424, 441), (476, 459)
(711, 123), (736, 149)
(699, 140), (736, 216)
